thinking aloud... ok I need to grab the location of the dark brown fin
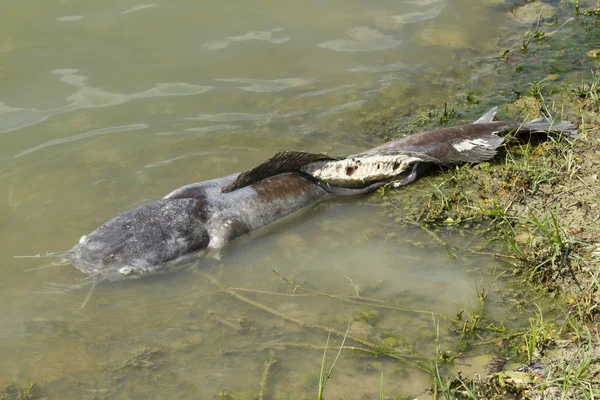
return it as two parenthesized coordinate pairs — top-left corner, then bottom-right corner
(221, 150), (339, 193)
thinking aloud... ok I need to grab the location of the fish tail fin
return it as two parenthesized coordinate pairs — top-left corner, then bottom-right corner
(520, 118), (579, 137)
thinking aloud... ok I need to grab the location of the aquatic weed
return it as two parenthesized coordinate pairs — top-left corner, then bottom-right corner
(522, 305), (554, 365)
(432, 314), (453, 400)
(316, 325), (349, 400)
(521, 17), (548, 54)
(439, 103), (461, 126)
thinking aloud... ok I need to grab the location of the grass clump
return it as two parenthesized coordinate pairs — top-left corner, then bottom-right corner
(356, 309), (379, 325)
(375, 64), (600, 398)
(0, 383), (39, 400)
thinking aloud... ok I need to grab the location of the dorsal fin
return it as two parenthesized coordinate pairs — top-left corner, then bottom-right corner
(221, 150), (339, 193)
(473, 106), (498, 124)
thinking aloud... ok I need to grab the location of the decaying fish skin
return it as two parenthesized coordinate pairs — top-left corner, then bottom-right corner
(226, 107), (578, 189)
(221, 107), (500, 192)
(300, 153), (422, 187)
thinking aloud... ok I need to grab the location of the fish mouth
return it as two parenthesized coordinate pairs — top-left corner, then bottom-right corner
(66, 245), (119, 281)
(67, 246), (206, 282)
(67, 232), (135, 280)
(68, 260), (140, 282)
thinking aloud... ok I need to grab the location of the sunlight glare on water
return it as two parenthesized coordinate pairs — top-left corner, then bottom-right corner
(0, 0), (518, 398)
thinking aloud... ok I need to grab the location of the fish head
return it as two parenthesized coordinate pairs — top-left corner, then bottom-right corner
(68, 198), (209, 281)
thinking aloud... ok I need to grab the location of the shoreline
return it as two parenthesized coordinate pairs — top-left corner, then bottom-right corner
(368, 1), (600, 398)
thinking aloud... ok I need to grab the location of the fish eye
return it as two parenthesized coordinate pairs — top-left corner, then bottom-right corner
(119, 266), (134, 276)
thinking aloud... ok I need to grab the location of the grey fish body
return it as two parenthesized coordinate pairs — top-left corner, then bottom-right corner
(164, 172), (327, 250)
(69, 173), (326, 281)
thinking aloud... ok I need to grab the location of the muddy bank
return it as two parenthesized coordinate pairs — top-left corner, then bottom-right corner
(363, 1), (600, 398)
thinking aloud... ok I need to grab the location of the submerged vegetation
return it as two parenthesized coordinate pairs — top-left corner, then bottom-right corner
(374, 82), (600, 398)
(7, 2), (600, 400)
(0, 382), (38, 400)
(364, 5), (600, 398)
(210, 60), (600, 397)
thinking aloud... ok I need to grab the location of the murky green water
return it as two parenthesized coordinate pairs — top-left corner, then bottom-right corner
(0, 0), (539, 398)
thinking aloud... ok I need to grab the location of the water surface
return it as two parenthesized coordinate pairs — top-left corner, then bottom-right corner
(1, 0), (526, 398)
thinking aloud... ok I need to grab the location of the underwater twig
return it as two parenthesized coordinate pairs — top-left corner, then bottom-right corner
(546, 18), (575, 37)
(208, 309), (242, 333)
(222, 342), (381, 357)
(113, 345), (162, 371)
(471, 331), (528, 347)
(271, 269), (441, 316)
(259, 351), (277, 400)
(471, 250), (517, 260)
(420, 225), (457, 259)
(200, 272), (432, 373)
(230, 287), (317, 297)
(221, 342), (380, 357)
(274, 342), (379, 356)
(420, 225), (447, 248)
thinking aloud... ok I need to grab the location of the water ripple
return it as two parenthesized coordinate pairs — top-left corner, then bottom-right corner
(186, 110), (306, 123)
(0, 69), (213, 133)
(215, 78), (317, 93)
(143, 152), (209, 169)
(203, 30), (290, 50)
(14, 123), (148, 158)
(406, 0), (444, 6)
(348, 62), (416, 73)
(56, 16), (84, 22)
(296, 84), (356, 98)
(183, 124), (241, 133)
(316, 100), (365, 118)
(0, 102), (25, 115)
(390, 4), (445, 24)
(318, 27), (401, 52)
(122, 4), (158, 14)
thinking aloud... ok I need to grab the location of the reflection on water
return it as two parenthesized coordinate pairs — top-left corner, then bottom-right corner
(0, 0), (523, 397)
(318, 27), (403, 52)
(203, 29), (291, 50)
(1, 68), (213, 135)
(14, 123), (149, 158)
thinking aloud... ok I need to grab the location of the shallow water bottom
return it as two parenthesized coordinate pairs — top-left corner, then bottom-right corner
(1, 199), (519, 399)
